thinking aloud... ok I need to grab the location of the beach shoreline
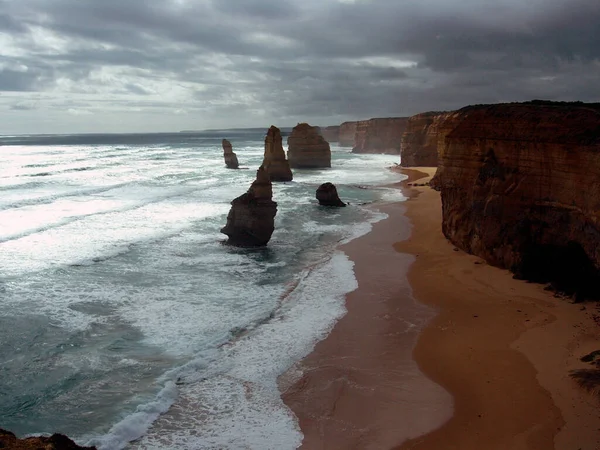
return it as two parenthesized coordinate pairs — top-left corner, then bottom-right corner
(280, 167), (453, 449)
(282, 166), (600, 450)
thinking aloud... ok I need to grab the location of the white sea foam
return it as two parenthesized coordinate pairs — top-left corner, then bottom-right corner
(124, 251), (357, 450)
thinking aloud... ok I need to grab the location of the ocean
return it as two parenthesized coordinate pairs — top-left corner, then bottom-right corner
(0, 130), (406, 449)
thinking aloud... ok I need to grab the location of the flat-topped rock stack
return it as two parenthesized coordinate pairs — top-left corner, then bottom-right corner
(222, 139), (239, 169)
(287, 123), (332, 169)
(262, 125), (293, 181)
(221, 166), (277, 247)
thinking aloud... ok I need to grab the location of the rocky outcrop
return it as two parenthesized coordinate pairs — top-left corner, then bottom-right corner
(221, 166), (277, 247)
(0, 428), (96, 450)
(339, 121), (358, 147)
(321, 126), (340, 142)
(400, 112), (451, 166)
(316, 183), (346, 207)
(434, 102), (600, 298)
(287, 123), (332, 168)
(222, 139), (239, 169)
(263, 126), (293, 181)
(352, 117), (410, 154)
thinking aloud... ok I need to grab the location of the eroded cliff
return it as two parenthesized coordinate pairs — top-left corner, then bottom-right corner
(339, 121), (358, 147)
(321, 126), (340, 142)
(352, 117), (409, 154)
(434, 102), (600, 298)
(400, 112), (450, 166)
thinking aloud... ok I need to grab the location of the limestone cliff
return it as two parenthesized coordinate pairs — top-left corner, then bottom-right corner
(400, 112), (451, 166)
(287, 123), (331, 168)
(222, 139), (239, 169)
(221, 166), (277, 247)
(322, 126), (340, 142)
(434, 102), (600, 298)
(339, 121), (358, 147)
(352, 117), (409, 154)
(263, 125), (293, 182)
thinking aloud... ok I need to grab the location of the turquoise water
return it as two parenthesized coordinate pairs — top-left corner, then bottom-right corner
(0, 130), (405, 449)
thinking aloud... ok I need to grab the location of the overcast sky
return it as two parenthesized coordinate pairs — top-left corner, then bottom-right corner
(1, 0), (599, 134)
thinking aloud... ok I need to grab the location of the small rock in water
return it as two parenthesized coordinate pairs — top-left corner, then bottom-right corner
(316, 182), (346, 207)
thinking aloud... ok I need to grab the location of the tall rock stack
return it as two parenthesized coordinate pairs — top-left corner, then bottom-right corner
(222, 139), (239, 169)
(263, 125), (293, 181)
(221, 166), (277, 247)
(287, 123), (332, 168)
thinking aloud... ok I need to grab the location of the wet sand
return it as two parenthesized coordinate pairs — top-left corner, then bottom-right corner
(282, 167), (600, 450)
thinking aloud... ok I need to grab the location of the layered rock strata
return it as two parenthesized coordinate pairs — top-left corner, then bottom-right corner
(263, 126), (293, 181)
(316, 182), (346, 207)
(434, 102), (600, 298)
(287, 123), (332, 168)
(0, 428), (96, 450)
(222, 139), (239, 169)
(338, 121), (358, 147)
(221, 166), (277, 247)
(352, 117), (410, 154)
(321, 126), (340, 142)
(400, 111), (451, 166)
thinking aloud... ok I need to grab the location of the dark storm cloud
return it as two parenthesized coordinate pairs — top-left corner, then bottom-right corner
(1, 0), (599, 132)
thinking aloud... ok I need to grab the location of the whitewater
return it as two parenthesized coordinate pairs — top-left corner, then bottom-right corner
(0, 130), (406, 449)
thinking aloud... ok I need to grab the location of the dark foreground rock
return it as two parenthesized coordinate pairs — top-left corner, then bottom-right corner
(222, 139), (239, 169)
(434, 101), (600, 299)
(0, 429), (96, 450)
(263, 126), (293, 181)
(287, 123), (331, 168)
(316, 183), (346, 207)
(221, 166), (277, 246)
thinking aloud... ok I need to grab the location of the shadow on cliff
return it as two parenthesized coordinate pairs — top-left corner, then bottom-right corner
(513, 241), (600, 302)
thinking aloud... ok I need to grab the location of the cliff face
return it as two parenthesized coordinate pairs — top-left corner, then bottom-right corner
(400, 112), (451, 166)
(263, 125), (293, 182)
(287, 123), (331, 168)
(435, 103), (600, 298)
(338, 121), (358, 147)
(321, 126), (340, 142)
(351, 117), (409, 154)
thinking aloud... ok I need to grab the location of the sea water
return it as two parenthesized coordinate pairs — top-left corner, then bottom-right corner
(0, 130), (406, 449)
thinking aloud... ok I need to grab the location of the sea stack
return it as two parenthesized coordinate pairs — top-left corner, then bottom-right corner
(222, 139), (239, 169)
(220, 166), (277, 247)
(316, 182), (346, 207)
(263, 126), (293, 181)
(287, 123), (332, 168)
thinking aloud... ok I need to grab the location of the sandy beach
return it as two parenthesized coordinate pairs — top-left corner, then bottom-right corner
(282, 167), (600, 450)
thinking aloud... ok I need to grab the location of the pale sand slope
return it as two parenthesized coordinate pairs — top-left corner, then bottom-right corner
(396, 168), (600, 450)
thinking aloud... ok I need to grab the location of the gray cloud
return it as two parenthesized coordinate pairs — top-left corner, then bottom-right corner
(0, 0), (599, 133)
